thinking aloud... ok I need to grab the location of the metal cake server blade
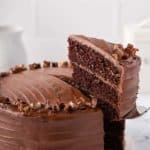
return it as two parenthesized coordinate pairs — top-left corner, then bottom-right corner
(124, 105), (150, 119)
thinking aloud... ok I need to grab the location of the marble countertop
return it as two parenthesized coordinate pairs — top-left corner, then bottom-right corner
(126, 94), (150, 150)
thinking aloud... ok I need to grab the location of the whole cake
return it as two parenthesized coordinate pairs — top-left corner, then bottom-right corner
(0, 63), (104, 150)
(0, 33), (140, 149)
(68, 35), (141, 120)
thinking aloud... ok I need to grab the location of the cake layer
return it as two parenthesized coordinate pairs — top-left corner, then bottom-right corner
(72, 59), (140, 120)
(72, 64), (119, 103)
(68, 35), (122, 87)
(0, 108), (104, 150)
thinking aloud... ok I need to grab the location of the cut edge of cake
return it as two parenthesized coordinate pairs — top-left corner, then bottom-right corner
(68, 34), (141, 120)
(68, 34), (125, 92)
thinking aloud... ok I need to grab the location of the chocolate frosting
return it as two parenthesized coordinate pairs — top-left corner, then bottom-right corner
(69, 35), (122, 71)
(119, 56), (141, 118)
(0, 67), (104, 150)
(0, 108), (104, 150)
(69, 35), (138, 61)
(76, 35), (114, 54)
(0, 68), (89, 106)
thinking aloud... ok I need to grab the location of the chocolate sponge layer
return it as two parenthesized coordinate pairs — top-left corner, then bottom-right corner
(68, 35), (141, 120)
(68, 37), (122, 86)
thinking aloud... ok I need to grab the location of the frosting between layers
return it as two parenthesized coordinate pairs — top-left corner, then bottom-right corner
(72, 55), (140, 95)
(69, 35), (122, 70)
(71, 57), (140, 119)
(73, 62), (120, 92)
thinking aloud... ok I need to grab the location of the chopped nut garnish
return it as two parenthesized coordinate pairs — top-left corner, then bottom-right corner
(29, 63), (41, 70)
(59, 61), (69, 68)
(112, 54), (118, 60)
(68, 101), (77, 110)
(0, 96), (98, 116)
(112, 43), (138, 60)
(112, 44), (124, 60)
(127, 43), (133, 49)
(84, 102), (91, 107)
(91, 98), (97, 108)
(35, 102), (43, 109)
(68, 101), (74, 107)
(52, 105), (60, 112)
(124, 43), (139, 58)
(0, 97), (10, 104)
(43, 60), (50, 68)
(79, 97), (86, 103)
(10, 64), (27, 74)
(78, 103), (86, 110)
(131, 48), (138, 56)
(0, 72), (9, 77)
(23, 106), (30, 112)
(29, 103), (34, 108)
(59, 103), (65, 110)
(113, 44), (124, 52)
(51, 62), (58, 67)
(44, 103), (51, 110)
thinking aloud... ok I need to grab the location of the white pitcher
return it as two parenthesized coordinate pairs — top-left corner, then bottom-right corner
(0, 25), (27, 72)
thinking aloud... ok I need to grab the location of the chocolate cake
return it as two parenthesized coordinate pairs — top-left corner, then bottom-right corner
(68, 35), (141, 120)
(0, 63), (104, 150)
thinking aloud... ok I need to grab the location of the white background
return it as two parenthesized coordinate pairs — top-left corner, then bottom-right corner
(0, 0), (150, 92)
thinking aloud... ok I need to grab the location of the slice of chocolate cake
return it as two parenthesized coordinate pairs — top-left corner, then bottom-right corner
(68, 35), (141, 120)
(0, 63), (104, 150)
